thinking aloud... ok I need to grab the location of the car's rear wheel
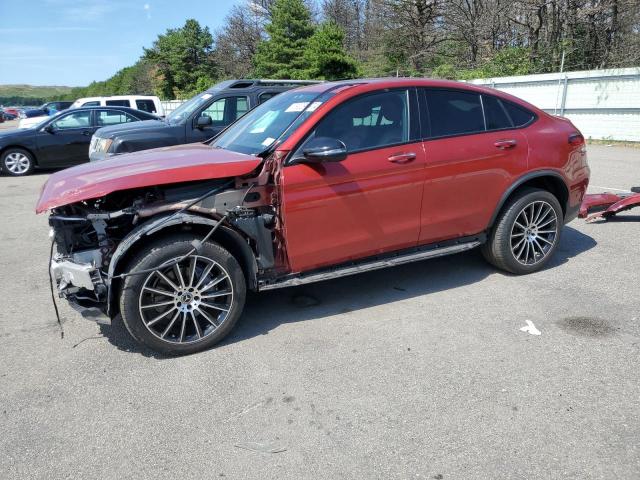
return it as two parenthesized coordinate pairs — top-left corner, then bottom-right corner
(119, 234), (246, 355)
(2, 148), (34, 176)
(482, 188), (563, 274)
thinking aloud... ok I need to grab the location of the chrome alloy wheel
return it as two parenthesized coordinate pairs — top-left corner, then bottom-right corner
(510, 200), (559, 266)
(138, 255), (234, 344)
(4, 152), (30, 174)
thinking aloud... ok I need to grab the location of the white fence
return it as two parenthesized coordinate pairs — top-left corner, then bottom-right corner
(470, 67), (640, 142)
(161, 67), (640, 141)
(161, 100), (185, 115)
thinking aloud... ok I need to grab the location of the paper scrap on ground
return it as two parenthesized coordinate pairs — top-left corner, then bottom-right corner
(234, 442), (287, 454)
(520, 320), (541, 335)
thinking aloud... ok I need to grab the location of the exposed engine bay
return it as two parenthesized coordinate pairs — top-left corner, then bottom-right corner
(48, 172), (281, 321)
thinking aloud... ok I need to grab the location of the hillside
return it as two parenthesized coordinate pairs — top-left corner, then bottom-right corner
(0, 84), (75, 106)
(0, 84), (74, 98)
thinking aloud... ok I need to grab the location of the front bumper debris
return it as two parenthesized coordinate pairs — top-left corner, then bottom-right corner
(579, 187), (640, 221)
(51, 250), (110, 324)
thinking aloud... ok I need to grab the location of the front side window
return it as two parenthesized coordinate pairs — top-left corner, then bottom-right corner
(52, 111), (91, 129)
(425, 89), (484, 138)
(200, 96), (248, 125)
(303, 90), (410, 153)
(96, 109), (135, 127)
(82, 101), (100, 107)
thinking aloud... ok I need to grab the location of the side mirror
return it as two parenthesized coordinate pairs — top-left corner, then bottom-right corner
(196, 115), (212, 128)
(300, 137), (347, 164)
(44, 124), (55, 134)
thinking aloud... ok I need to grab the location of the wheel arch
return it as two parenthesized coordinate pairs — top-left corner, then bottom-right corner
(106, 212), (258, 318)
(0, 145), (39, 167)
(488, 170), (569, 229)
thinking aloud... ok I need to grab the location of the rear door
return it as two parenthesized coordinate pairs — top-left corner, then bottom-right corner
(187, 95), (250, 143)
(418, 88), (529, 244)
(281, 88), (426, 272)
(35, 109), (96, 167)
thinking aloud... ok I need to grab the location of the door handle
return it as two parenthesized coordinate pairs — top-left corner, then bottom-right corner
(494, 139), (517, 149)
(388, 152), (416, 164)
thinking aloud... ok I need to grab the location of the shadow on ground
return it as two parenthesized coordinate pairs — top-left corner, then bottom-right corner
(99, 226), (596, 357)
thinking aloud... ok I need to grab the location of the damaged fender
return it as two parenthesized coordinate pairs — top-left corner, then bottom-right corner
(106, 212), (258, 317)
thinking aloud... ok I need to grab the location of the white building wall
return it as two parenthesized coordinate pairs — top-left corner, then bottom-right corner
(469, 67), (640, 142)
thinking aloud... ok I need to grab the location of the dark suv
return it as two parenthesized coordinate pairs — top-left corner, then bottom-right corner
(88, 79), (320, 161)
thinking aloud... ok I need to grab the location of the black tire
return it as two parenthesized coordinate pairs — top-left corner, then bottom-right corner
(119, 234), (246, 355)
(1, 148), (35, 176)
(482, 188), (563, 274)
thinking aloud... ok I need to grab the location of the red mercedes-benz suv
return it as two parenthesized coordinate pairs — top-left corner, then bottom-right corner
(37, 78), (590, 355)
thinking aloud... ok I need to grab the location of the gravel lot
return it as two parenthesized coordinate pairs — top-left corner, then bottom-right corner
(1, 145), (639, 479)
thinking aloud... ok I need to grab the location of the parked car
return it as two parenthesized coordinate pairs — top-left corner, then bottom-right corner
(3, 107), (22, 117)
(71, 95), (164, 116)
(18, 101), (74, 129)
(37, 78), (590, 355)
(1, 106), (159, 175)
(88, 79), (320, 162)
(2, 111), (17, 121)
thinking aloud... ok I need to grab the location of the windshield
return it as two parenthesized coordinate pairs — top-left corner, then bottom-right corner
(212, 89), (333, 155)
(166, 93), (214, 125)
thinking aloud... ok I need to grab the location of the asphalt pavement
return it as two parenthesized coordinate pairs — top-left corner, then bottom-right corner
(0, 145), (639, 479)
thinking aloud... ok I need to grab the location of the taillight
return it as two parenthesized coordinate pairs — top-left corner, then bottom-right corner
(568, 133), (584, 146)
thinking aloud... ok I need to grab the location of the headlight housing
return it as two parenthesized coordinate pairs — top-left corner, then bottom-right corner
(90, 137), (113, 155)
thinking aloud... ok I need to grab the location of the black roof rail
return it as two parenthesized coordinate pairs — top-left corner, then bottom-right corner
(228, 79), (324, 89)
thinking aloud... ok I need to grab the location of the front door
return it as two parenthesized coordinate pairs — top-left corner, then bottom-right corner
(36, 110), (95, 167)
(187, 96), (250, 143)
(281, 89), (426, 273)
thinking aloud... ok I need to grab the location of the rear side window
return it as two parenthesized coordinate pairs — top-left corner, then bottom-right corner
(425, 90), (484, 138)
(482, 95), (513, 130)
(502, 101), (535, 127)
(96, 109), (136, 127)
(136, 99), (157, 113)
(106, 99), (131, 107)
(259, 92), (280, 104)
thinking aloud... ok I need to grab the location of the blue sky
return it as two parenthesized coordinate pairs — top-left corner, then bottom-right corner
(0, 0), (242, 86)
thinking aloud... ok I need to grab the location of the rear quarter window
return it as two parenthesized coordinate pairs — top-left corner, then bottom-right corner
(502, 101), (535, 127)
(482, 95), (513, 130)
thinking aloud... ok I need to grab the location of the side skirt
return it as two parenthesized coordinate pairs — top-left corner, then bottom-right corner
(258, 234), (486, 291)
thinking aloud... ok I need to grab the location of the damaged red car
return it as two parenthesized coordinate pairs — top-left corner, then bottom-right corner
(37, 79), (590, 355)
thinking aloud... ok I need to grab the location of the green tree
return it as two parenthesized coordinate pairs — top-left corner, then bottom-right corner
(253, 0), (315, 78)
(303, 22), (359, 80)
(143, 19), (218, 98)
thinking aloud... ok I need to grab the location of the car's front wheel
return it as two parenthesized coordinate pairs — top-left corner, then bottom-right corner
(119, 234), (246, 355)
(1, 148), (34, 176)
(482, 188), (563, 274)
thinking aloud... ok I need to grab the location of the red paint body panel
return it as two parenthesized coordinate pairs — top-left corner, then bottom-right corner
(277, 79), (590, 274)
(36, 144), (261, 213)
(281, 142), (427, 272)
(581, 191), (640, 221)
(418, 130), (529, 243)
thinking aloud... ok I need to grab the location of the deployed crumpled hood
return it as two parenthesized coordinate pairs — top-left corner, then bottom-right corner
(36, 143), (262, 213)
